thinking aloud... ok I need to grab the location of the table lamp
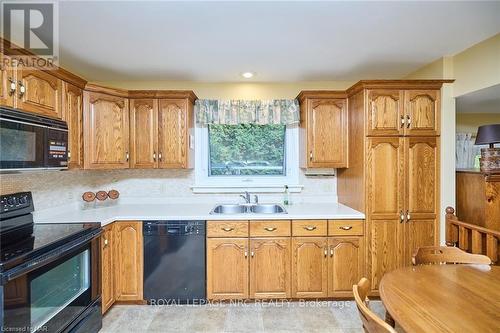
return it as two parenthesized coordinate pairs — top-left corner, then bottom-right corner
(475, 124), (500, 172)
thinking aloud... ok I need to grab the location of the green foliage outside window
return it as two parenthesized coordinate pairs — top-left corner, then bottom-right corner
(209, 124), (286, 176)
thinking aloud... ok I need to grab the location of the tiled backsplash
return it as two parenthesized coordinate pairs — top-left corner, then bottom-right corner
(0, 169), (337, 211)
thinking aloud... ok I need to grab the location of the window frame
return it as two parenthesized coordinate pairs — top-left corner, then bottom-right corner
(193, 124), (301, 193)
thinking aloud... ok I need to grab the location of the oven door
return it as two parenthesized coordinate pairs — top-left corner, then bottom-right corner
(0, 117), (46, 170)
(1, 237), (100, 333)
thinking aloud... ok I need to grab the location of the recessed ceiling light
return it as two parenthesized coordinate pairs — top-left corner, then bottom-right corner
(241, 72), (254, 79)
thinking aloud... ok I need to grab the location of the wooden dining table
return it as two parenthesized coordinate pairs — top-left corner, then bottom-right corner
(379, 264), (500, 333)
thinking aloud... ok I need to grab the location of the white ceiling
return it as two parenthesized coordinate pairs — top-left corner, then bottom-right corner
(456, 84), (500, 114)
(21, 1), (500, 81)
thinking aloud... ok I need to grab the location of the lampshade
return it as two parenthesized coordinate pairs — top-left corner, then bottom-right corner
(475, 124), (500, 145)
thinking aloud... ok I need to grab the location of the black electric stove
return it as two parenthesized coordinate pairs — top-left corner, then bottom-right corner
(0, 192), (103, 333)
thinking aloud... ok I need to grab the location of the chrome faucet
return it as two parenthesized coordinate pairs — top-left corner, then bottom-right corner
(240, 191), (251, 204)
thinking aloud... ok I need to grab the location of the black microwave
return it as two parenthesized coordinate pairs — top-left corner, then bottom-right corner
(0, 107), (68, 172)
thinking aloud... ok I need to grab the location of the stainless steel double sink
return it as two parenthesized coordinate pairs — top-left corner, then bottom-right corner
(210, 203), (287, 215)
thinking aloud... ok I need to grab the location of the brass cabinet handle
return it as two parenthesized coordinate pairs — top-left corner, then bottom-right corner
(153, 151), (156, 162)
(68, 150), (71, 159)
(400, 210), (405, 223)
(406, 115), (411, 128)
(264, 227), (277, 232)
(339, 226), (353, 231)
(251, 250), (254, 257)
(400, 115), (405, 128)
(309, 151), (313, 161)
(330, 247), (334, 257)
(304, 226), (317, 231)
(125, 151), (129, 162)
(244, 248), (248, 258)
(406, 210), (411, 222)
(158, 152), (163, 162)
(221, 227), (234, 232)
(18, 81), (26, 98)
(8, 77), (16, 96)
(324, 247), (328, 257)
(104, 239), (109, 247)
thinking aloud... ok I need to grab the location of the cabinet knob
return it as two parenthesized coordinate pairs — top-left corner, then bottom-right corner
(8, 77), (16, 96)
(158, 152), (163, 162)
(303, 226), (317, 231)
(339, 226), (353, 231)
(264, 227), (277, 232)
(406, 210), (411, 222)
(400, 210), (405, 223)
(18, 81), (26, 98)
(221, 227), (234, 232)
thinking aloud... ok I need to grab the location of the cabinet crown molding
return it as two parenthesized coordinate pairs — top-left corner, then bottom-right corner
(85, 83), (198, 101)
(346, 79), (455, 96)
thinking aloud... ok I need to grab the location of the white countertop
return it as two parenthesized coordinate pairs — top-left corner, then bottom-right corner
(34, 202), (365, 226)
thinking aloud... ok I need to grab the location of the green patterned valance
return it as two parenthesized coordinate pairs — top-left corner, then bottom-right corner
(195, 99), (300, 125)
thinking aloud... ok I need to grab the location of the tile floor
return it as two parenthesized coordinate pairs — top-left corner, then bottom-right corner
(100, 300), (391, 333)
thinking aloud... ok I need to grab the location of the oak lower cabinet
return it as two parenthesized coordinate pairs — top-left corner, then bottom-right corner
(206, 238), (249, 300)
(101, 224), (115, 314)
(328, 237), (364, 297)
(83, 91), (130, 169)
(100, 221), (144, 314)
(250, 238), (291, 299)
(291, 237), (328, 298)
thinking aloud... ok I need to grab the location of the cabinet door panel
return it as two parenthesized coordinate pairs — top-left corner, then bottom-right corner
(17, 68), (62, 118)
(308, 99), (347, 168)
(207, 238), (248, 300)
(130, 99), (158, 168)
(101, 224), (115, 313)
(404, 90), (440, 136)
(406, 137), (439, 220)
(83, 92), (129, 169)
(368, 219), (403, 291)
(63, 83), (83, 169)
(328, 237), (364, 297)
(158, 99), (187, 168)
(250, 238), (291, 299)
(366, 137), (405, 220)
(366, 90), (403, 136)
(404, 220), (436, 265)
(291, 237), (328, 298)
(0, 53), (15, 107)
(114, 221), (143, 301)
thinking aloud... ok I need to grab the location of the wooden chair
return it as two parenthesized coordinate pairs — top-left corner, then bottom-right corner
(412, 246), (492, 265)
(353, 278), (397, 333)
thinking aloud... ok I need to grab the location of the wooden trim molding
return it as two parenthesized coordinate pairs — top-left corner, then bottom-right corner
(84, 83), (130, 98)
(296, 90), (347, 102)
(85, 83), (198, 101)
(346, 80), (455, 96)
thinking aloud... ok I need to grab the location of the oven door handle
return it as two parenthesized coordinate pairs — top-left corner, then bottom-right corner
(0, 228), (102, 284)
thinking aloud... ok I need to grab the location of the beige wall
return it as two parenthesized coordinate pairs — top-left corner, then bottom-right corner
(456, 113), (500, 133)
(92, 81), (354, 99)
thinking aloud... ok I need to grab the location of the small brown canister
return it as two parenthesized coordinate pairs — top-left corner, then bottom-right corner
(82, 192), (96, 202)
(108, 189), (120, 200)
(96, 191), (108, 201)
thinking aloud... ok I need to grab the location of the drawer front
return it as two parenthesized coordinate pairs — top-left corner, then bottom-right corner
(207, 221), (249, 237)
(250, 220), (291, 237)
(292, 220), (327, 236)
(328, 220), (364, 236)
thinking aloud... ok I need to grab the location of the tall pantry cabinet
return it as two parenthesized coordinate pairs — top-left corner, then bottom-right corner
(338, 80), (447, 294)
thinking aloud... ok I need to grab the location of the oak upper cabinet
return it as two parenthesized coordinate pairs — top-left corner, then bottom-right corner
(206, 238), (249, 300)
(366, 137), (405, 290)
(297, 92), (348, 168)
(403, 136), (439, 264)
(158, 99), (192, 168)
(16, 67), (63, 119)
(0, 53), (16, 108)
(328, 237), (364, 297)
(83, 91), (130, 169)
(404, 90), (440, 136)
(291, 237), (328, 298)
(101, 224), (115, 314)
(130, 99), (158, 168)
(366, 90), (404, 136)
(114, 221), (143, 301)
(62, 82), (83, 169)
(250, 237), (291, 299)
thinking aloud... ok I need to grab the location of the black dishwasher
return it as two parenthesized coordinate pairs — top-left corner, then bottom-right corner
(143, 220), (206, 304)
